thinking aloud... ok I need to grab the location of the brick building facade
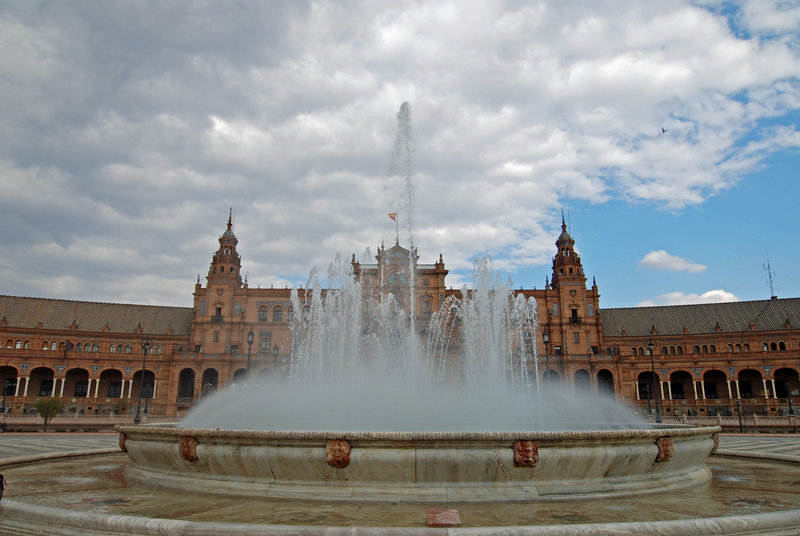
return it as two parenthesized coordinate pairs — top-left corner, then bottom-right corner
(0, 215), (798, 419)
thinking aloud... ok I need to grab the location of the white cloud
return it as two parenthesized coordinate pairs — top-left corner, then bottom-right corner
(637, 289), (739, 306)
(638, 250), (707, 272)
(0, 1), (797, 304)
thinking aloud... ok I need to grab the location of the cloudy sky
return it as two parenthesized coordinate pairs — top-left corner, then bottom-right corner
(1, 0), (798, 309)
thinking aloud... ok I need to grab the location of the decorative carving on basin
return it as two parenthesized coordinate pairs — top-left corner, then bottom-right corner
(711, 432), (720, 454)
(513, 440), (539, 467)
(655, 436), (673, 463)
(326, 439), (352, 468)
(118, 432), (127, 452)
(118, 425), (720, 502)
(179, 435), (199, 462)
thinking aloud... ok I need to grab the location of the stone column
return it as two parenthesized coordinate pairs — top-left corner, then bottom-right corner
(152, 380), (158, 398)
(762, 379), (769, 398)
(15, 377), (23, 396)
(94, 379), (101, 398)
(59, 378), (65, 397)
(22, 377), (29, 397)
(664, 381), (672, 400)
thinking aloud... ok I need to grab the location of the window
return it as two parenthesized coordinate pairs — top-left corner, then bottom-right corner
(554, 346), (563, 355)
(587, 304), (594, 317)
(213, 331), (220, 342)
(762, 342), (769, 351)
(74, 381), (89, 397)
(23, 340), (30, 349)
(693, 345), (700, 354)
(14, 340), (21, 349)
(258, 306), (269, 322)
(50, 342), (56, 350)
(743, 343), (750, 351)
(552, 303), (558, 317)
(677, 346), (683, 355)
(260, 334), (272, 352)
(709, 344), (716, 353)
(661, 346), (668, 355)
(76, 343), (83, 352)
(110, 344), (116, 353)
(573, 332), (579, 343)
(770, 342), (777, 351)
(234, 302), (241, 315)
(39, 379), (54, 397)
(108, 382), (122, 398)
(779, 342), (786, 350)
(194, 345), (202, 353)
(157, 345), (163, 354)
(630, 347), (637, 356)
(125, 345), (132, 353)
(92, 344), (100, 352)
(273, 306), (283, 323)
(231, 345), (239, 355)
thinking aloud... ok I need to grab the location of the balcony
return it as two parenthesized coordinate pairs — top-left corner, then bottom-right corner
(211, 315), (223, 323)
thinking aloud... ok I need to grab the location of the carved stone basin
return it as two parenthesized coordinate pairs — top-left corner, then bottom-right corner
(117, 424), (720, 502)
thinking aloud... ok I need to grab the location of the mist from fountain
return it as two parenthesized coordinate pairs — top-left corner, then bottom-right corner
(181, 101), (644, 433)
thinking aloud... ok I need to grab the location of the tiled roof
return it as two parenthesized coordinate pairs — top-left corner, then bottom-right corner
(600, 298), (800, 337)
(0, 295), (193, 336)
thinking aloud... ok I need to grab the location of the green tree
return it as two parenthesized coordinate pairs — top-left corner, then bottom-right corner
(34, 397), (63, 431)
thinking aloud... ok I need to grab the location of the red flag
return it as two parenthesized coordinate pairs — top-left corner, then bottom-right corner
(388, 213), (397, 221)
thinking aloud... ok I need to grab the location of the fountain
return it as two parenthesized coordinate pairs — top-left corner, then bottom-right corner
(117, 102), (718, 503)
(6, 103), (793, 535)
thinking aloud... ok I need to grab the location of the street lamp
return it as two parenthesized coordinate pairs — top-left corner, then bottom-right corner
(785, 381), (794, 415)
(1, 378), (7, 432)
(648, 340), (662, 423)
(134, 339), (152, 425)
(542, 329), (550, 385)
(246, 329), (254, 377)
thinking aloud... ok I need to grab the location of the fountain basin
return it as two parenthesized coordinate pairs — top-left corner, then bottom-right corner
(117, 424), (720, 502)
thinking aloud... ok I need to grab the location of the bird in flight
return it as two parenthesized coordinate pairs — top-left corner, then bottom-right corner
(661, 127), (668, 133)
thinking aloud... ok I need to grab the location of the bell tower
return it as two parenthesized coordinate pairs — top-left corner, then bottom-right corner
(551, 213), (585, 289)
(207, 210), (243, 288)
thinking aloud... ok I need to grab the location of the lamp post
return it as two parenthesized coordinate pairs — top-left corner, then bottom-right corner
(1, 378), (7, 432)
(785, 381), (794, 415)
(273, 344), (280, 369)
(246, 329), (254, 378)
(542, 329), (550, 385)
(133, 339), (152, 425)
(648, 340), (662, 423)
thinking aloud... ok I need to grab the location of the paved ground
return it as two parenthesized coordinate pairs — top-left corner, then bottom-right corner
(0, 431), (797, 461)
(0, 432), (118, 460)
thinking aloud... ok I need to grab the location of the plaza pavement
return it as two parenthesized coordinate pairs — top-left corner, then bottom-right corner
(0, 431), (797, 461)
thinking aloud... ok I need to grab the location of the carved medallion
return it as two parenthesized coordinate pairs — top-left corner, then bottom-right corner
(179, 435), (199, 462)
(325, 439), (352, 468)
(513, 440), (539, 468)
(655, 436), (673, 463)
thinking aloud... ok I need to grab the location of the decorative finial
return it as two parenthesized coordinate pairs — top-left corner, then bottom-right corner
(227, 208), (233, 230)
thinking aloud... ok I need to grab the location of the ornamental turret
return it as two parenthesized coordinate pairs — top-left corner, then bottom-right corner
(207, 211), (243, 288)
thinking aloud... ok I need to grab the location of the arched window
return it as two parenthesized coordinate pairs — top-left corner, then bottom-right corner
(701, 345), (708, 353)
(743, 343), (750, 351)
(157, 345), (163, 354)
(661, 346), (668, 355)
(273, 306), (283, 323)
(23, 340), (30, 349)
(779, 341), (786, 351)
(42, 342), (49, 350)
(110, 344), (116, 353)
(125, 345), (132, 353)
(770, 342), (778, 351)
(630, 347), (637, 356)
(676, 346), (683, 355)
(762, 342), (769, 351)
(92, 344), (100, 352)
(258, 306), (269, 322)
(76, 343), (83, 351)
(727, 344), (733, 352)
(735, 343), (741, 352)
(84, 344), (90, 352)
(709, 344), (716, 353)
(693, 345), (700, 354)
(5, 339), (12, 348)
(50, 342), (56, 350)
(669, 346), (675, 355)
